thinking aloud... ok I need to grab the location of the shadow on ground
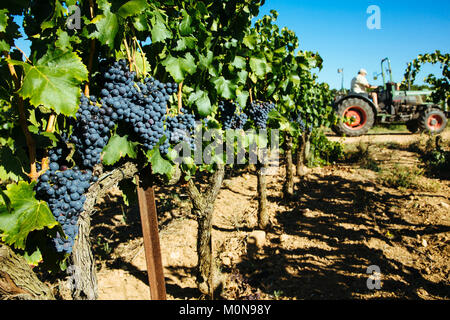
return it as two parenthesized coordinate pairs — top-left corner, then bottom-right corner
(236, 173), (450, 300)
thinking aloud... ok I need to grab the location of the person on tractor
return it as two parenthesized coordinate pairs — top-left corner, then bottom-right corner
(350, 69), (379, 110)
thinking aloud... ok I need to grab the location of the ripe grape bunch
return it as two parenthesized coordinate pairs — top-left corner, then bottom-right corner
(165, 108), (196, 150)
(71, 94), (114, 168)
(245, 101), (276, 129)
(217, 100), (248, 130)
(295, 112), (313, 133)
(35, 59), (197, 254)
(36, 147), (97, 254)
(99, 59), (196, 155)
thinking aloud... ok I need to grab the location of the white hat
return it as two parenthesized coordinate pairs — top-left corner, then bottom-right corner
(359, 68), (368, 74)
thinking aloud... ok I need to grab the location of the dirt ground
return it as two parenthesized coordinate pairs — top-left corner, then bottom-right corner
(91, 129), (450, 300)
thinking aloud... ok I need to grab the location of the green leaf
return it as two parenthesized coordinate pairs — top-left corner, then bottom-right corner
(0, 146), (26, 182)
(179, 10), (193, 36)
(117, 0), (148, 18)
(243, 33), (257, 50)
(212, 76), (236, 100)
(7, 50), (88, 117)
(133, 14), (150, 31)
(162, 53), (197, 82)
(0, 188), (11, 213)
(146, 147), (173, 177)
(174, 37), (196, 51)
(0, 182), (57, 250)
(0, 39), (10, 52)
(189, 90), (212, 116)
(250, 56), (270, 78)
(151, 17), (172, 43)
(236, 90), (249, 108)
(0, 9), (9, 33)
(55, 29), (72, 51)
(90, 2), (119, 49)
(198, 51), (213, 70)
(23, 247), (42, 267)
(102, 134), (138, 165)
(237, 70), (248, 85)
(231, 56), (246, 69)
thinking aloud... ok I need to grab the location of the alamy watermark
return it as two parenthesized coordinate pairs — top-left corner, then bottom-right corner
(367, 5), (381, 30)
(366, 265), (382, 290)
(66, 5), (81, 30)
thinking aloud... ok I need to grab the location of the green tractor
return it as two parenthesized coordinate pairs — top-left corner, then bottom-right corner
(332, 58), (449, 137)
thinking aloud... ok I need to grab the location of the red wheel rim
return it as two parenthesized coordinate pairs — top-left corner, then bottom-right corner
(427, 114), (443, 131)
(343, 106), (367, 130)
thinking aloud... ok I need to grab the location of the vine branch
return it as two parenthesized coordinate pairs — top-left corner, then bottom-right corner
(4, 53), (38, 181)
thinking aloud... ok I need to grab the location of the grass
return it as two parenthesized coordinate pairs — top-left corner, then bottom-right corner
(369, 124), (408, 134)
(377, 164), (441, 192)
(343, 141), (381, 172)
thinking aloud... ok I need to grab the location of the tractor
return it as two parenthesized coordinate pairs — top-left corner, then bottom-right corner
(332, 58), (449, 137)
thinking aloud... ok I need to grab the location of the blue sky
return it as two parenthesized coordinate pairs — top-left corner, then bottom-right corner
(258, 0), (450, 89)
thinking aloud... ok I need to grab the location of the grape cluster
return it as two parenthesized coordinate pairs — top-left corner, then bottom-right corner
(296, 113), (307, 132)
(165, 108), (196, 150)
(71, 94), (114, 168)
(217, 100), (248, 130)
(99, 59), (185, 155)
(245, 101), (276, 129)
(36, 147), (97, 254)
(36, 59), (198, 255)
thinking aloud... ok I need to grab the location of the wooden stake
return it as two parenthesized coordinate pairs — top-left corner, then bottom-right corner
(135, 170), (167, 300)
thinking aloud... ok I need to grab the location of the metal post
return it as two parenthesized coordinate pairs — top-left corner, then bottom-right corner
(135, 170), (167, 300)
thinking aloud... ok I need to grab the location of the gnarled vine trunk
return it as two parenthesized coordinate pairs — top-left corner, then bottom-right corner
(0, 244), (54, 300)
(284, 133), (294, 199)
(69, 162), (139, 300)
(186, 164), (225, 299)
(256, 162), (269, 230)
(296, 133), (307, 176)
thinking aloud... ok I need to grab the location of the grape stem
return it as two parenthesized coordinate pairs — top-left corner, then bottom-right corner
(133, 37), (146, 75)
(123, 38), (134, 72)
(84, 0), (95, 96)
(177, 81), (183, 113)
(14, 45), (31, 63)
(249, 88), (254, 104)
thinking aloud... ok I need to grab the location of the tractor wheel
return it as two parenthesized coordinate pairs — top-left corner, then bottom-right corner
(418, 108), (447, 134)
(332, 98), (375, 137)
(406, 120), (419, 133)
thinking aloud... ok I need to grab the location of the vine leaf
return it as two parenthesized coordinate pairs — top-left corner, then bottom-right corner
(7, 50), (88, 117)
(0, 181), (57, 250)
(212, 76), (236, 100)
(0, 9), (8, 32)
(150, 16), (172, 43)
(188, 89), (212, 116)
(249, 56), (271, 78)
(102, 133), (138, 166)
(0, 146), (25, 182)
(162, 53), (197, 82)
(90, 0), (119, 50)
(117, 0), (149, 18)
(146, 147), (173, 178)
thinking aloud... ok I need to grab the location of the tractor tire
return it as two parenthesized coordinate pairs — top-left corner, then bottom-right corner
(417, 108), (447, 134)
(332, 98), (375, 137)
(406, 120), (419, 133)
